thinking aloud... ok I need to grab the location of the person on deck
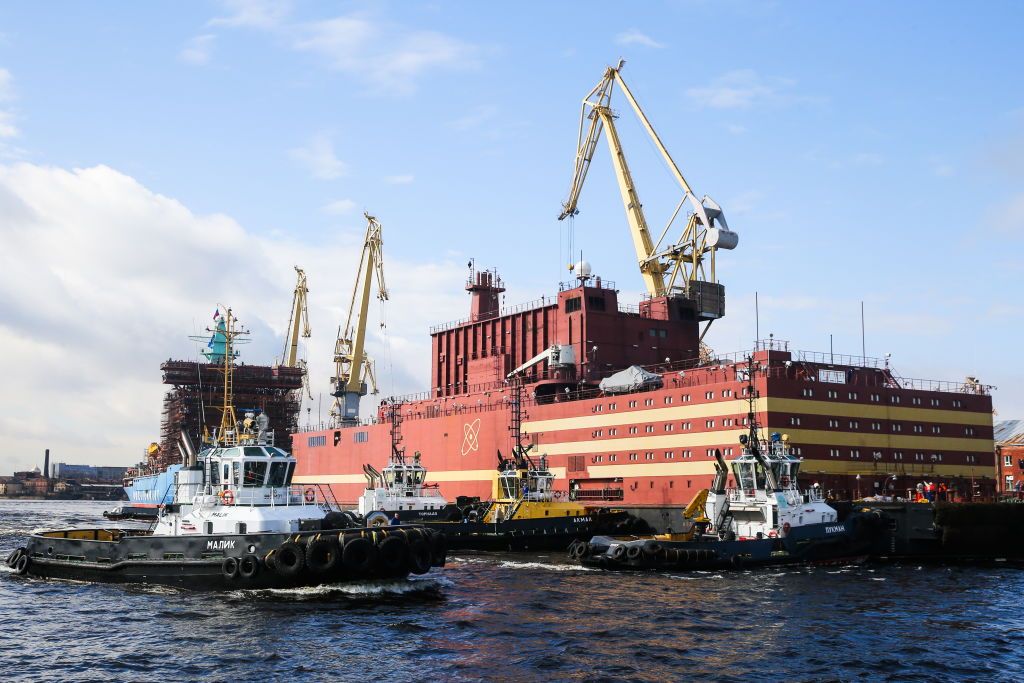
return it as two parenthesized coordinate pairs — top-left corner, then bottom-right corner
(390, 512), (401, 525)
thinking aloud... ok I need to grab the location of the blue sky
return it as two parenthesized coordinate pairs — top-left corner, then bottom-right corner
(1, 1), (1022, 471)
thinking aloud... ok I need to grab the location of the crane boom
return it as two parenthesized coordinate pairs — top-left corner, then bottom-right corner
(280, 266), (311, 368)
(330, 212), (388, 425)
(559, 60), (737, 306)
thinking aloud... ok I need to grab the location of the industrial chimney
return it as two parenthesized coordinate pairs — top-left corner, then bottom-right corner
(44, 449), (50, 480)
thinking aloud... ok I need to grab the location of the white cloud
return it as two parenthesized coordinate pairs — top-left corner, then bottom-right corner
(725, 123), (747, 136)
(179, 34), (216, 65)
(209, 0), (291, 29)
(292, 16), (477, 95)
(384, 174), (414, 185)
(288, 132), (347, 180)
(687, 69), (816, 110)
(323, 198), (357, 215)
(0, 162), (466, 473)
(615, 29), (664, 49)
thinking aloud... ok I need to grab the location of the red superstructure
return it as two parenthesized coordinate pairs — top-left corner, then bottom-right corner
(293, 268), (996, 516)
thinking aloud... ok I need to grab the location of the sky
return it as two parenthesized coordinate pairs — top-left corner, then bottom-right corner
(1, 1), (1022, 473)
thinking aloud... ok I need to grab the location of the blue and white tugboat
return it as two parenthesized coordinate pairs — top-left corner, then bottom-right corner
(573, 364), (883, 570)
(7, 309), (445, 588)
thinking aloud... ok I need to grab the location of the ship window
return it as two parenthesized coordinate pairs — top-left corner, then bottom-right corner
(267, 462), (289, 488)
(244, 447), (264, 458)
(354, 431), (368, 443)
(223, 464), (230, 483)
(308, 435), (326, 448)
(232, 462), (241, 487)
(243, 461), (267, 487)
(587, 296), (606, 311)
(210, 461), (220, 485)
(565, 297), (581, 313)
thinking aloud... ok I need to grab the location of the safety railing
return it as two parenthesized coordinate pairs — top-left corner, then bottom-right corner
(571, 488), (625, 502)
(429, 295), (558, 334)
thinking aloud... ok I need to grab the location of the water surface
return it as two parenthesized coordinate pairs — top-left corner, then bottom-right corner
(1, 500), (1020, 682)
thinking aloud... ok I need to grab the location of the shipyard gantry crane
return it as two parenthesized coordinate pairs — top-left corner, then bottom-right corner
(330, 212), (388, 426)
(280, 266), (311, 368)
(279, 266), (313, 400)
(559, 60), (738, 318)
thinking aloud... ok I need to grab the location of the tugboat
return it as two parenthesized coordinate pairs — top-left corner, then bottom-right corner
(357, 384), (642, 551)
(572, 358), (883, 570)
(7, 309), (445, 588)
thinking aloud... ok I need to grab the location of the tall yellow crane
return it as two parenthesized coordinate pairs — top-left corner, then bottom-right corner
(559, 60), (738, 316)
(280, 266), (311, 368)
(330, 212), (388, 426)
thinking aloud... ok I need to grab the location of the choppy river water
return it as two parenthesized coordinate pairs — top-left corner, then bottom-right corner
(1, 500), (1021, 682)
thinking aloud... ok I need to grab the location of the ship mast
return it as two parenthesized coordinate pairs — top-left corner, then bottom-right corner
(192, 308), (250, 446)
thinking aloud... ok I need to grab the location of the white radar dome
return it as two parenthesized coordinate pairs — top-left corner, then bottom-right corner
(574, 260), (593, 277)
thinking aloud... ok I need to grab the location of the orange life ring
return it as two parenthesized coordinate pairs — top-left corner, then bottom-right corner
(304, 488), (316, 503)
(221, 489), (235, 505)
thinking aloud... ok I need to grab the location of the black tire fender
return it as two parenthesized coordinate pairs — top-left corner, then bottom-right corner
(625, 545), (643, 561)
(14, 553), (30, 575)
(274, 541), (306, 578)
(322, 511), (347, 531)
(238, 553), (261, 579)
(221, 556), (240, 580)
(6, 547), (24, 568)
(377, 536), (408, 574)
(408, 538), (432, 575)
(342, 537), (378, 574)
(642, 541), (663, 557)
(430, 531), (447, 567)
(610, 544), (627, 560)
(305, 537), (341, 574)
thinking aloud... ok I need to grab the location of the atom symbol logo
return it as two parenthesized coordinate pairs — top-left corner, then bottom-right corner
(461, 418), (481, 456)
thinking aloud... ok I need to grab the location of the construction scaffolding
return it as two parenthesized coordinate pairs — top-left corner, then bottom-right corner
(154, 360), (304, 470)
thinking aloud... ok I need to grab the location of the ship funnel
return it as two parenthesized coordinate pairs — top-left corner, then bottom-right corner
(180, 431), (198, 467)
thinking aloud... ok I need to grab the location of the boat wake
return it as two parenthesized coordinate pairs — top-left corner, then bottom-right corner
(232, 575), (451, 600)
(496, 560), (598, 572)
